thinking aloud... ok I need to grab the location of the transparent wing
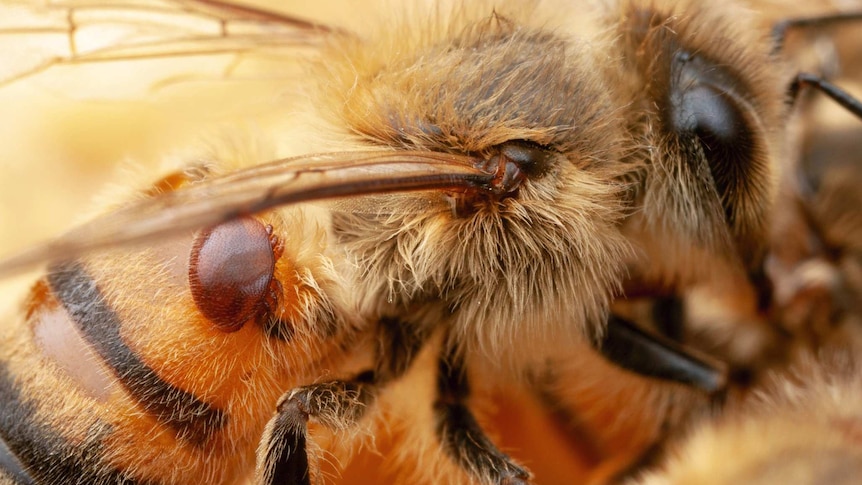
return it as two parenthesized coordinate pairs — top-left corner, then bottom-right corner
(0, 0), (338, 86)
(0, 151), (497, 276)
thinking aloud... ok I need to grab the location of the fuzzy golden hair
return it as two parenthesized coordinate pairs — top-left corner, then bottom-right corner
(634, 349), (862, 485)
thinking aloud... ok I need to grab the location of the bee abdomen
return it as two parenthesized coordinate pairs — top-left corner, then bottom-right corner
(2, 257), (239, 483)
(0, 359), (142, 484)
(45, 260), (228, 446)
(8, 206), (348, 484)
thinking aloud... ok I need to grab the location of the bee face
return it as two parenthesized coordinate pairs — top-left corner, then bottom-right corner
(613, 1), (788, 288)
(298, 0), (787, 361)
(304, 4), (637, 357)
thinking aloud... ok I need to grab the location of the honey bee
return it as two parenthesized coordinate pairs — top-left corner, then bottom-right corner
(632, 348), (862, 485)
(0, 0), (830, 483)
(577, 11), (862, 483)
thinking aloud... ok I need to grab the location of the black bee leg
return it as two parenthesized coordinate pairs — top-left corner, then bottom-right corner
(434, 348), (531, 485)
(255, 317), (430, 485)
(256, 374), (377, 485)
(789, 73), (862, 120)
(772, 12), (862, 53)
(598, 314), (727, 394)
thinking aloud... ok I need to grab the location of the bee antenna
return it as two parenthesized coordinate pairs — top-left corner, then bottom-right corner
(771, 12), (862, 54)
(788, 73), (862, 122)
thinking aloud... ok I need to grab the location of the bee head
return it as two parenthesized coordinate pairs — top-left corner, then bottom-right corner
(616, 2), (786, 290)
(319, 8), (636, 359)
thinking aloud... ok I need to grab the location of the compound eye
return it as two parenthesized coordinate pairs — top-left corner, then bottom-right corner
(189, 217), (275, 332)
(677, 85), (740, 144)
(669, 52), (760, 228)
(673, 84), (749, 161)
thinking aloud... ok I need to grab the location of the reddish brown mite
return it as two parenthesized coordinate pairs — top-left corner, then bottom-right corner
(188, 216), (280, 332)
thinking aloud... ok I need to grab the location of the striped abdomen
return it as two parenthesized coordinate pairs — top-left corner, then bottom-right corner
(0, 207), (354, 484)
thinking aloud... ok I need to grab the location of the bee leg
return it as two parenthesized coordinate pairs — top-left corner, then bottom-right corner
(526, 352), (719, 484)
(434, 349), (531, 485)
(255, 317), (431, 485)
(256, 375), (377, 485)
(597, 314), (727, 394)
(772, 12), (862, 53)
(789, 73), (862, 120)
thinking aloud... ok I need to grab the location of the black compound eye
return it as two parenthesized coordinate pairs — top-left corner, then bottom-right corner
(670, 52), (754, 162)
(188, 217), (275, 332)
(669, 52), (758, 219)
(674, 84), (747, 150)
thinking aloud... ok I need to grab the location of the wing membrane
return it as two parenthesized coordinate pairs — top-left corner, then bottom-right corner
(0, 151), (496, 275)
(0, 0), (337, 85)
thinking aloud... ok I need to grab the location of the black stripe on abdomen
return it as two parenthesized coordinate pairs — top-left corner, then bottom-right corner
(47, 261), (226, 446)
(0, 361), (141, 484)
(0, 428), (33, 484)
